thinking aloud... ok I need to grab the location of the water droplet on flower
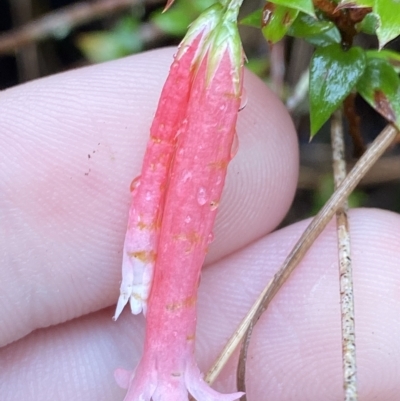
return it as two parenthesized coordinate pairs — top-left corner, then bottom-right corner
(185, 215), (191, 223)
(230, 131), (239, 159)
(197, 187), (207, 205)
(210, 200), (219, 211)
(182, 171), (192, 183)
(239, 87), (248, 111)
(175, 119), (188, 140)
(207, 232), (214, 244)
(130, 176), (141, 192)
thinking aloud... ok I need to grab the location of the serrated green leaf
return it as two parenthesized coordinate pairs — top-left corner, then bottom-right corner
(310, 44), (366, 136)
(262, 5), (299, 44)
(375, 0), (400, 47)
(268, 0), (315, 17)
(240, 8), (262, 28)
(288, 12), (341, 46)
(356, 57), (400, 128)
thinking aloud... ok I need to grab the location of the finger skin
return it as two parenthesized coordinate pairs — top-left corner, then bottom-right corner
(1, 209), (399, 401)
(0, 48), (298, 346)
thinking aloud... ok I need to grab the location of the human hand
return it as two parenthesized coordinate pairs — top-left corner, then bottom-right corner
(1, 48), (399, 401)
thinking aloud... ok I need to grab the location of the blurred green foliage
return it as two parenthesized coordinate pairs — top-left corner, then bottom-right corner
(151, 0), (217, 36)
(311, 174), (366, 216)
(76, 0), (217, 63)
(77, 16), (143, 63)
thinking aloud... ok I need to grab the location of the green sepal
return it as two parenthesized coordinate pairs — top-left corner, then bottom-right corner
(310, 44), (366, 136)
(175, 3), (224, 60)
(205, 16), (243, 96)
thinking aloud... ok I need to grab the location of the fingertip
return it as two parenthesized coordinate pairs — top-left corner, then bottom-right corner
(199, 208), (400, 400)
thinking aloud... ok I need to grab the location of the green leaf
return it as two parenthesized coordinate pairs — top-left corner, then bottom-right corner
(268, 0), (315, 17)
(262, 4), (299, 44)
(375, 0), (400, 47)
(240, 8), (262, 28)
(366, 49), (400, 70)
(338, 0), (373, 7)
(356, 57), (400, 128)
(310, 44), (366, 136)
(288, 12), (341, 46)
(356, 12), (379, 35)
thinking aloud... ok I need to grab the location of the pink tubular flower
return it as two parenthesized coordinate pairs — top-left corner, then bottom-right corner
(115, 2), (245, 401)
(114, 5), (224, 318)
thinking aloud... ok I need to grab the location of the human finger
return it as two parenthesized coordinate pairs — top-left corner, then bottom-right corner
(0, 48), (297, 346)
(1, 209), (398, 401)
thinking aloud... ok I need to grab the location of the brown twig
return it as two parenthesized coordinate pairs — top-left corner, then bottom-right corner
(331, 110), (358, 401)
(232, 124), (397, 399)
(0, 0), (161, 55)
(9, 0), (41, 82)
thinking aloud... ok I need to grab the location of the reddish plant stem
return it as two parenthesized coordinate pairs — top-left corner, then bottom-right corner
(312, 0), (372, 48)
(343, 93), (365, 158)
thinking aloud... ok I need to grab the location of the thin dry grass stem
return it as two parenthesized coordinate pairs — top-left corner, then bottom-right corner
(204, 277), (273, 385)
(0, 0), (156, 54)
(286, 68), (309, 113)
(331, 110), (358, 401)
(204, 124), (399, 398)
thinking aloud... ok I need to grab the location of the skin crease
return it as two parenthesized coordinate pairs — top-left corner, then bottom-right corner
(0, 48), (399, 400)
